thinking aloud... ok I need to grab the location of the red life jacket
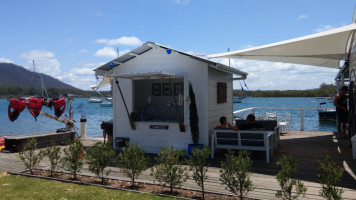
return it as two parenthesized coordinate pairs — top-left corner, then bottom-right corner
(53, 97), (66, 118)
(28, 97), (43, 120)
(8, 98), (26, 122)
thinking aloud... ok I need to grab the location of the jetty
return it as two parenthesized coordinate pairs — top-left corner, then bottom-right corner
(0, 130), (355, 200)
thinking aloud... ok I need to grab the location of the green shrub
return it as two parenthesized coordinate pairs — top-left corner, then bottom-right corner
(220, 150), (253, 199)
(187, 146), (210, 199)
(43, 140), (61, 177)
(317, 156), (344, 200)
(86, 142), (116, 184)
(18, 138), (44, 175)
(275, 155), (307, 200)
(150, 146), (188, 194)
(117, 142), (150, 186)
(61, 140), (84, 180)
(189, 82), (199, 145)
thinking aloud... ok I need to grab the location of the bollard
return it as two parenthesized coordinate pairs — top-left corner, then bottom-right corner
(352, 135), (356, 159)
(80, 118), (87, 138)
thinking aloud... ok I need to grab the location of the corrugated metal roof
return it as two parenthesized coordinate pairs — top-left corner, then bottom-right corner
(94, 42), (248, 78)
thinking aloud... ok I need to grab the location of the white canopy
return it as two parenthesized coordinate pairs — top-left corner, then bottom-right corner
(208, 23), (356, 69)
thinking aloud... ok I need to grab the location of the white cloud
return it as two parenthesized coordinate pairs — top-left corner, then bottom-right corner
(95, 36), (142, 46)
(79, 49), (88, 53)
(19, 50), (61, 78)
(57, 62), (107, 90)
(221, 59), (338, 90)
(118, 49), (131, 56)
(313, 25), (334, 33)
(0, 57), (13, 63)
(167, 0), (190, 5)
(297, 14), (308, 20)
(94, 47), (118, 58)
(59, 67), (96, 90)
(93, 12), (104, 16)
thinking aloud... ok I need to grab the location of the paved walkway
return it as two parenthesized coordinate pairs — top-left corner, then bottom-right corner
(1, 131), (355, 200)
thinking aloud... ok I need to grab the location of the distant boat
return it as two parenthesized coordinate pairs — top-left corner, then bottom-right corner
(88, 98), (102, 103)
(233, 96), (243, 103)
(100, 101), (112, 107)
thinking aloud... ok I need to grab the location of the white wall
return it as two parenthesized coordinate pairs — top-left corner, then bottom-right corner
(207, 68), (233, 143)
(112, 47), (211, 153)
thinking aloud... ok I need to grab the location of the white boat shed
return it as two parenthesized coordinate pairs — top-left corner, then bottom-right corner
(93, 42), (248, 153)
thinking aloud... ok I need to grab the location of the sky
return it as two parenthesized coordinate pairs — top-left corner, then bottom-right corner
(0, 0), (355, 91)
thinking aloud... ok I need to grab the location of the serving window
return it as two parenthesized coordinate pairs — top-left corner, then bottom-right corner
(133, 78), (184, 123)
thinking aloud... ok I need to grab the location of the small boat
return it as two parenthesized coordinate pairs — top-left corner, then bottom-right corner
(100, 101), (112, 107)
(318, 102), (336, 120)
(233, 96), (243, 103)
(88, 98), (102, 103)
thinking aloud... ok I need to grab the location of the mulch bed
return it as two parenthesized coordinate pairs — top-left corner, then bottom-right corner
(20, 169), (255, 200)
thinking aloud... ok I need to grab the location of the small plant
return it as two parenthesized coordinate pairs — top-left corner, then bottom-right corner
(317, 156), (344, 200)
(187, 146), (210, 200)
(117, 142), (150, 186)
(189, 82), (199, 145)
(220, 150), (254, 199)
(275, 155), (307, 200)
(43, 140), (61, 177)
(150, 146), (188, 194)
(86, 142), (116, 184)
(18, 138), (44, 175)
(62, 139), (84, 180)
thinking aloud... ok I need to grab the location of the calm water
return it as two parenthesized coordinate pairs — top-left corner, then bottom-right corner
(0, 98), (112, 137)
(0, 97), (336, 137)
(233, 97), (336, 132)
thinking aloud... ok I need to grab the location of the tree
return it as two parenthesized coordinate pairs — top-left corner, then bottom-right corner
(220, 150), (254, 199)
(187, 146), (211, 199)
(117, 142), (150, 186)
(317, 156), (344, 200)
(62, 140), (84, 180)
(189, 82), (199, 145)
(275, 155), (307, 200)
(18, 138), (44, 175)
(43, 140), (61, 177)
(150, 146), (188, 194)
(86, 142), (116, 184)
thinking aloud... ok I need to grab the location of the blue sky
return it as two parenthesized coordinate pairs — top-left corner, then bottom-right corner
(0, 0), (355, 90)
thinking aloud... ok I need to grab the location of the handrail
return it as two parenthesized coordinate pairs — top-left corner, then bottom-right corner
(233, 107), (335, 131)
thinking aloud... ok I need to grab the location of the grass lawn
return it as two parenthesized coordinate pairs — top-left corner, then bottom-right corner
(0, 173), (173, 200)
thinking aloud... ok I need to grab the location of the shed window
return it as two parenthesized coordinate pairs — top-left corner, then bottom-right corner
(217, 82), (227, 104)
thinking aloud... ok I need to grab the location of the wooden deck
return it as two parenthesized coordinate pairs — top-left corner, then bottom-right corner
(0, 131), (355, 199)
(203, 130), (356, 199)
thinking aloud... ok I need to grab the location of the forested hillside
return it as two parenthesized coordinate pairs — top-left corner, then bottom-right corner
(0, 62), (78, 90)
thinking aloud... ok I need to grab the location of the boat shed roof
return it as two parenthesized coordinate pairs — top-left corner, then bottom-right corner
(94, 42), (248, 79)
(207, 23), (356, 69)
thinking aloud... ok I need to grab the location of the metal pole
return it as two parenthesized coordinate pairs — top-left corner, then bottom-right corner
(300, 109), (304, 131)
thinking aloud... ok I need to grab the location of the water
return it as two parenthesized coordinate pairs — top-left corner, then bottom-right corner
(233, 97), (336, 132)
(0, 97), (336, 137)
(0, 98), (112, 137)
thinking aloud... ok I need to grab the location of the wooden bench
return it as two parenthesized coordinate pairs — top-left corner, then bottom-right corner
(211, 127), (279, 163)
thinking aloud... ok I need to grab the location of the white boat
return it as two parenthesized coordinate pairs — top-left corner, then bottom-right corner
(100, 101), (112, 107)
(233, 96), (243, 103)
(88, 98), (102, 103)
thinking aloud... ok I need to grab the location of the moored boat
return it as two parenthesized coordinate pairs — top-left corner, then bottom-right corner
(88, 98), (102, 103)
(100, 101), (112, 107)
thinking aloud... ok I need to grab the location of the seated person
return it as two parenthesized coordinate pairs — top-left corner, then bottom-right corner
(215, 116), (233, 129)
(234, 114), (263, 130)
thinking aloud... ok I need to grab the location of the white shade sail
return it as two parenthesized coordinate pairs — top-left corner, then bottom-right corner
(208, 24), (356, 69)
